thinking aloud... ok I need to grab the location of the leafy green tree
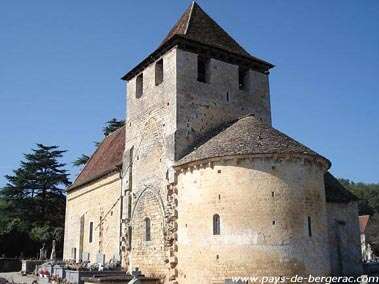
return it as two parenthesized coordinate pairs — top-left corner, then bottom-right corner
(339, 178), (379, 215)
(339, 178), (379, 256)
(73, 118), (125, 167)
(366, 213), (379, 255)
(0, 144), (70, 257)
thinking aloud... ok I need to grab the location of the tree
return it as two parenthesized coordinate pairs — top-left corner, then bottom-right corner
(103, 118), (125, 137)
(73, 118), (125, 167)
(339, 178), (379, 256)
(366, 213), (379, 255)
(0, 144), (70, 257)
(339, 179), (379, 215)
(72, 154), (90, 167)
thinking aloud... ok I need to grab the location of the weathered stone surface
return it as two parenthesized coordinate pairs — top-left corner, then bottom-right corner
(123, 47), (178, 278)
(327, 201), (363, 275)
(175, 157), (331, 283)
(63, 174), (122, 263)
(176, 48), (271, 160)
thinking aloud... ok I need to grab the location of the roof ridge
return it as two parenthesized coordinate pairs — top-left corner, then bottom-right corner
(68, 125), (126, 191)
(184, 2), (196, 34)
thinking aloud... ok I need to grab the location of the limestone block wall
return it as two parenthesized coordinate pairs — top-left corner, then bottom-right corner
(175, 156), (330, 284)
(123, 48), (178, 277)
(123, 45), (275, 280)
(126, 47), (177, 155)
(130, 189), (166, 278)
(63, 173), (122, 263)
(327, 201), (363, 275)
(175, 49), (272, 159)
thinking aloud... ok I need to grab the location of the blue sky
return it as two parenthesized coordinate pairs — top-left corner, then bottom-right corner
(0, 0), (378, 184)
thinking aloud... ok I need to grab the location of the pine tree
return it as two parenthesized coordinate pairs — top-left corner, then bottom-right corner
(72, 154), (90, 167)
(103, 118), (125, 137)
(73, 118), (125, 166)
(0, 144), (70, 257)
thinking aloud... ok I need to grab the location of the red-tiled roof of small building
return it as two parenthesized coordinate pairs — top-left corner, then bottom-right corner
(359, 215), (370, 234)
(68, 126), (125, 191)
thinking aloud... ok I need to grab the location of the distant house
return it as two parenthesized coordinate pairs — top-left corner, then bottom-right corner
(359, 215), (373, 262)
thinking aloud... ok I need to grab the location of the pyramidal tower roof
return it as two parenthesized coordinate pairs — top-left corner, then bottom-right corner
(122, 2), (273, 80)
(160, 2), (251, 58)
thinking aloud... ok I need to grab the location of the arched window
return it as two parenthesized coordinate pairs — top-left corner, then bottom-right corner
(145, 217), (151, 241)
(213, 214), (220, 235)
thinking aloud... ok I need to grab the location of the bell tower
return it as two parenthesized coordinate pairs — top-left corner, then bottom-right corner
(120, 1), (273, 276)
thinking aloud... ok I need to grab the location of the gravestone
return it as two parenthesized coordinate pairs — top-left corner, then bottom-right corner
(83, 252), (90, 262)
(96, 253), (105, 265)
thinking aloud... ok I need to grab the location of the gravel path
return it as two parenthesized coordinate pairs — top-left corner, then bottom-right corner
(0, 272), (38, 284)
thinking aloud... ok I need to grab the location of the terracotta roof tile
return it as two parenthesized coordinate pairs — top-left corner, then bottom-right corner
(359, 215), (370, 234)
(68, 126), (125, 191)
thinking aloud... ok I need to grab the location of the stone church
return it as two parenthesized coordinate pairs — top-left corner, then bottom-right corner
(64, 3), (363, 283)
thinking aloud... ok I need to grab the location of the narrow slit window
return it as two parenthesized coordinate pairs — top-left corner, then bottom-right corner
(89, 222), (93, 243)
(136, 73), (143, 98)
(145, 217), (151, 241)
(213, 214), (220, 235)
(307, 216), (312, 237)
(155, 59), (163, 85)
(72, 248), (77, 260)
(239, 66), (248, 90)
(197, 55), (209, 83)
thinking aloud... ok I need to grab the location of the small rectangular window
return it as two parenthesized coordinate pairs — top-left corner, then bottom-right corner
(213, 214), (220, 235)
(197, 55), (210, 83)
(307, 216), (312, 237)
(72, 248), (77, 260)
(136, 73), (143, 98)
(155, 59), (163, 85)
(89, 222), (93, 243)
(239, 66), (248, 90)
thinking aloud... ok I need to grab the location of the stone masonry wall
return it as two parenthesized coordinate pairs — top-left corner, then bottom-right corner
(123, 46), (274, 281)
(123, 47), (178, 278)
(63, 173), (122, 263)
(175, 156), (330, 284)
(175, 49), (272, 159)
(327, 201), (363, 275)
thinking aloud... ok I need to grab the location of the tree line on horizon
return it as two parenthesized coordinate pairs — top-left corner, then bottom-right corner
(338, 179), (379, 255)
(0, 118), (378, 258)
